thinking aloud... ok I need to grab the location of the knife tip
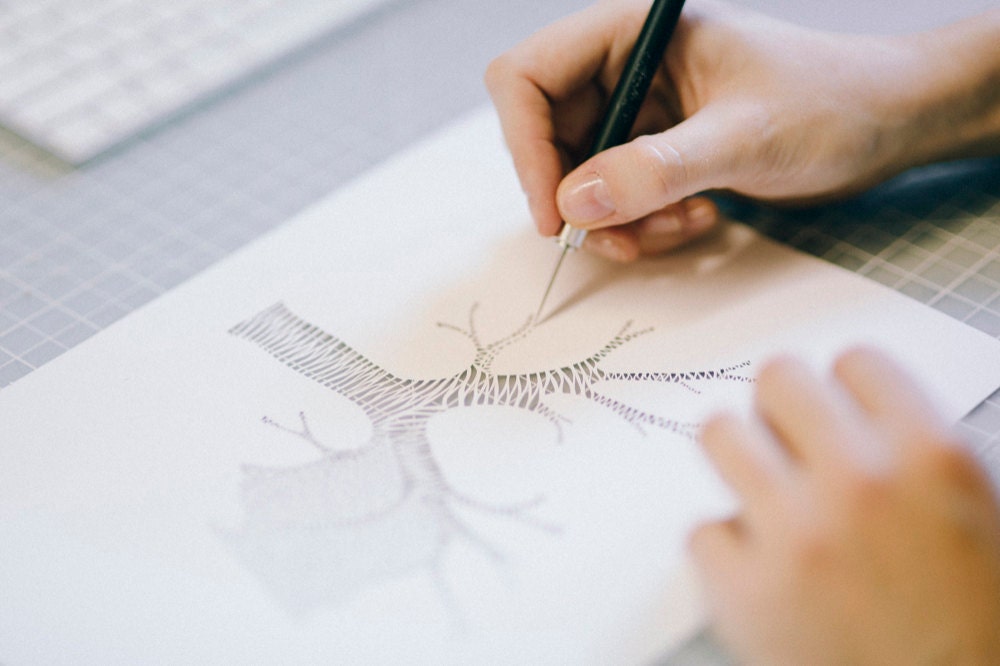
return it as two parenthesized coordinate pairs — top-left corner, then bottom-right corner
(534, 246), (570, 323)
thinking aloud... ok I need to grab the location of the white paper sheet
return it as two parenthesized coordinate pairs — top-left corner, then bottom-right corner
(2, 109), (999, 665)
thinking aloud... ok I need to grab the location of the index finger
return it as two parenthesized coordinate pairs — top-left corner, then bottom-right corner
(485, 5), (624, 235)
(485, 75), (565, 235)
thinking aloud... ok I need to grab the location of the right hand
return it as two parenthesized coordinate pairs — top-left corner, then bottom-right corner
(486, 0), (1000, 262)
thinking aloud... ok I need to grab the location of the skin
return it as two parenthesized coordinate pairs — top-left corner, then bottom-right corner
(692, 349), (1000, 664)
(487, 1), (1000, 661)
(485, 0), (1000, 262)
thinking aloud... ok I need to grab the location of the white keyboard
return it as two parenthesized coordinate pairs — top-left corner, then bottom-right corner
(0, 0), (391, 163)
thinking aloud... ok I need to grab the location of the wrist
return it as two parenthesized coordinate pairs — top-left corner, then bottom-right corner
(885, 11), (1000, 169)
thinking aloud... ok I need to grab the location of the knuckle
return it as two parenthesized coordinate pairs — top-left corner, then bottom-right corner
(483, 53), (514, 91)
(910, 439), (987, 492)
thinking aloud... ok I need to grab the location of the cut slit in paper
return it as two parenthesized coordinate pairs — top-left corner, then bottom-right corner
(222, 302), (753, 615)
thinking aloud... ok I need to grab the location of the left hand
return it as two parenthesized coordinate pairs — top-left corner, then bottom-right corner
(689, 348), (1000, 665)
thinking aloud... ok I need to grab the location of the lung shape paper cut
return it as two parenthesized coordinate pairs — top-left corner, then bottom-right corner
(1, 109), (999, 665)
(223, 302), (752, 615)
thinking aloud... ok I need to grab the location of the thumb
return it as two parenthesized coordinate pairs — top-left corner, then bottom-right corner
(556, 104), (746, 229)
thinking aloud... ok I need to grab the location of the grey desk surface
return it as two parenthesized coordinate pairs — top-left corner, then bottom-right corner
(1, 1), (998, 663)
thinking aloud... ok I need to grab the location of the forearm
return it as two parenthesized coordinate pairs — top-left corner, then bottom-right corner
(891, 9), (1000, 168)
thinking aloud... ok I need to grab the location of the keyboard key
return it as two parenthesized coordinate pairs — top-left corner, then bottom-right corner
(0, 0), (393, 163)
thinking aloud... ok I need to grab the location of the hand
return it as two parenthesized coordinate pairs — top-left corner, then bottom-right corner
(486, 1), (1000, 262)
(689, 348), (1000, 665)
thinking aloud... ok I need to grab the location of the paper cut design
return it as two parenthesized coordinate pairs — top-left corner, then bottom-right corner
(224, 302), (752, 614)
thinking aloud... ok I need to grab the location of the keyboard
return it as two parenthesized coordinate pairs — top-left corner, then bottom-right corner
(0, 0), (392, 163)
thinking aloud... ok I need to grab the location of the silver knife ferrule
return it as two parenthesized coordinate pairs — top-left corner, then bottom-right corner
(557, 225), (587, 251)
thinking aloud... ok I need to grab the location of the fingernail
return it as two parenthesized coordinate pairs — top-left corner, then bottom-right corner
(561, 174), (615, 224)
(686, 199), (716, 230)
(644, 211), (683, 235)
(585, 234), (630, 262)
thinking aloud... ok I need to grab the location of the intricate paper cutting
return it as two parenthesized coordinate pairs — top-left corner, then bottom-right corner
(223, 302), (752, 613)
